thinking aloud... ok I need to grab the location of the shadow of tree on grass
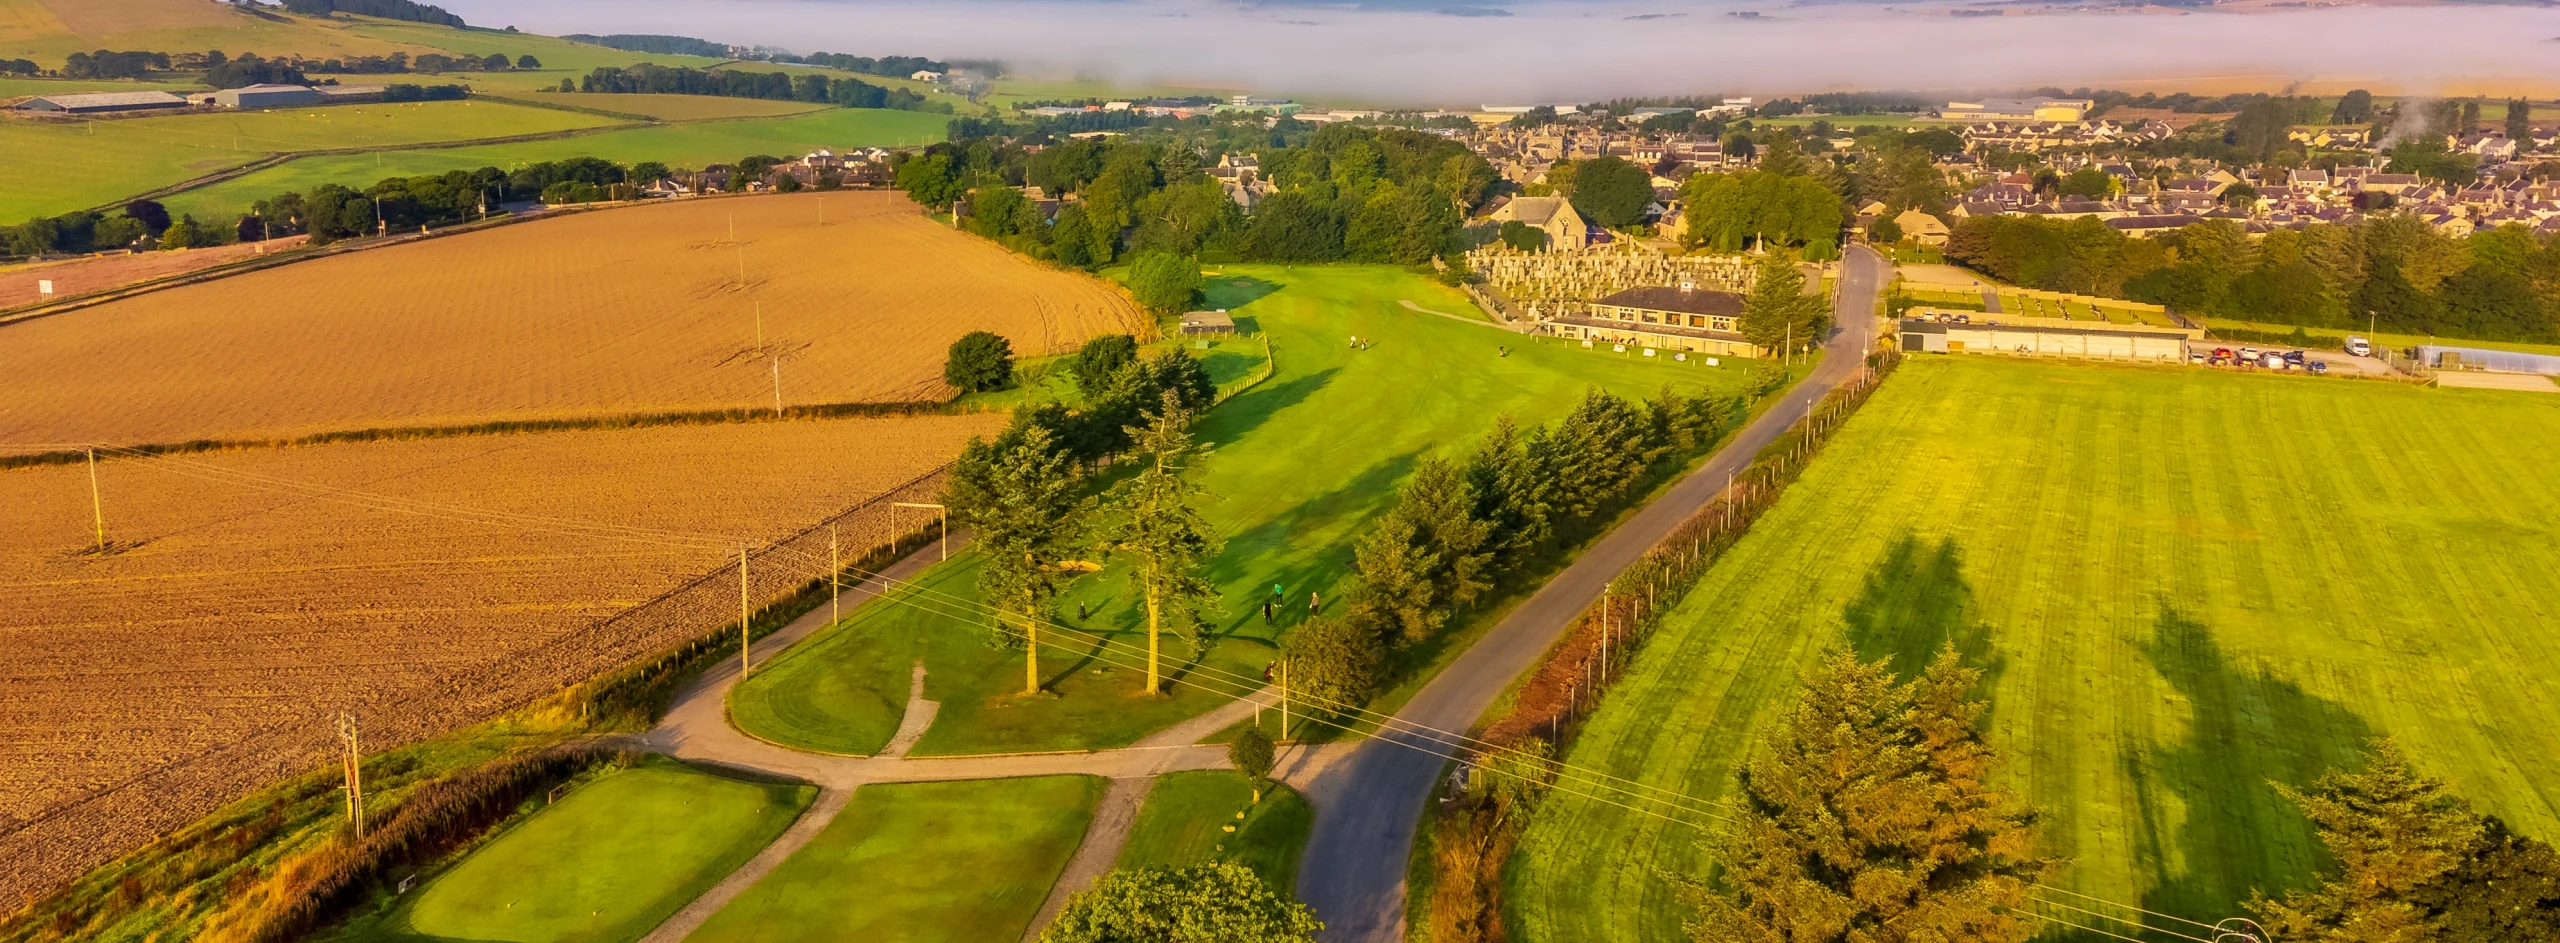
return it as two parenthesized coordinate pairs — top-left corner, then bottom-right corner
(2115, 606), (2373, 939)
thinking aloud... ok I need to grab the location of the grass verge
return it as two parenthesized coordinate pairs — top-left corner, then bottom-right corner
(1116, 770), (1314, 891)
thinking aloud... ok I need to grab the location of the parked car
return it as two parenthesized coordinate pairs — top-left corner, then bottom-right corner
(2189, 351), (2207, 365)
(2309, 361), (2330, 375)
(2239, 347), (2261, 364)
(2210, 347), (2235, 365)
(2283, 350), (2307, 366)
(2263, 351), (2286, 369)
(2346, 335), (2373, 357)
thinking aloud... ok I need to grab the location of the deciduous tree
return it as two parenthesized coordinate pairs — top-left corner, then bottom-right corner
(1040, 863), (1321, 943)
(1099, 392), (1221, 694)
(947, 424), (1086, 695)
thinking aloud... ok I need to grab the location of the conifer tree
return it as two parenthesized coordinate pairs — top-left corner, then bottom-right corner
(948, 424), (1085, 695)
(1397, 457), (1493, 614)
(1691, 649), (2050, 943)
(1739, 255), (1831, 358)
(1349, 516), (1442, 643)
(1100, 392), (1220, 695)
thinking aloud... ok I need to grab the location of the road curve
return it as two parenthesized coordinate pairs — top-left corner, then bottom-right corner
(1293, 245), (1891, 942)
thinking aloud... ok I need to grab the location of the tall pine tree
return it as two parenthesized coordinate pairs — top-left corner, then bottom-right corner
(1691, 649), (2050, 943)
(1099, 392), (1221, 695)
(1739, 254), (1832, 359)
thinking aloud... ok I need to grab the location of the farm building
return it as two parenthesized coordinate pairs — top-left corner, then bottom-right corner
(1900, 317), (2189, 361)
(14, 90), (188, 114)
(315, 84), (389, 104)
(1180, 310), (1236, 336)
(1551, 284), (1761, 357)
(215, 84), (321, 109)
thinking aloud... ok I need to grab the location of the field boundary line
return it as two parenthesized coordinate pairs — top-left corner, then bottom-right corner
(1, 397), (972, 470)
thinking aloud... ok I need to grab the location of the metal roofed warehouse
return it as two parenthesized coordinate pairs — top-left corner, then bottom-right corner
(14, 91), (189, 114)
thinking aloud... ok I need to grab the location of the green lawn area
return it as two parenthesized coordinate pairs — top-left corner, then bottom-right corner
(338, 757), (812, 943)
(684, 776), (1100, 943)
(1507, 356), (2560, 942)
(340, 20), (738, 96)
(154, 106), (949, 222)
(0, 97), (625, 220)
(727, 264), (1760, 757)
(1117, 770), (1313, 890)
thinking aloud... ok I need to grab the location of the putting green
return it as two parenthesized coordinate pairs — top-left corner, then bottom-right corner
(1507, 357), (2560, 941)
(728, 264), (1762, 757)
(683, 776), (1101, 943)
(376, 757), (811, 943)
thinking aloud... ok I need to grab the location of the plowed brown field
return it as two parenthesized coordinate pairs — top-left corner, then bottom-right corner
(0, 237), (310, 310)
(0, 412), (999, 905)
(0, 191), (1139, 445)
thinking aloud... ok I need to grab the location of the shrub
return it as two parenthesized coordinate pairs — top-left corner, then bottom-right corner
(944, 330), (1015, 393)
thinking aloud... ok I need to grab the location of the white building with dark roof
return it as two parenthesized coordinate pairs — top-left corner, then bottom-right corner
(15, 91), (189, 114)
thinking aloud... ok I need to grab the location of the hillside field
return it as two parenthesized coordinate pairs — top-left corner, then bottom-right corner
(1507, 357), (2560, 941)
(726, 264), (1763, 758)
(0, 192), (1138, 444)
(0, 412), (994, 849)
(0, 98), (626, 221)
(152, 107), (952, 223)
(0, 234), (306, 308)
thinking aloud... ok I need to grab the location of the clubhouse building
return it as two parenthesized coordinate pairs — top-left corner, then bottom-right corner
(1550, 283), (1763, 357)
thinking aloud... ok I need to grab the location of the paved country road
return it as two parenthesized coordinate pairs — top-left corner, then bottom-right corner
(1293, 245), (1892, 942)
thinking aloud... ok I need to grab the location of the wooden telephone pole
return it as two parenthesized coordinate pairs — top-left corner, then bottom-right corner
(338, 713), (366, 838)
(829, 525), (840, 625)
(86, 448), (105, 552)
(738, 547), (753, 677)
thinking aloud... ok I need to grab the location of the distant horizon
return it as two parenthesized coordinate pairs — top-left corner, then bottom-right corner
(434, 0), (2560, 104)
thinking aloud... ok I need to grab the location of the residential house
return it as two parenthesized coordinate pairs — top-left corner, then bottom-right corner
(1894, 209), (1952, 246)
(1488, 196), (1591, 250)
(1555, 284), (1760, 357)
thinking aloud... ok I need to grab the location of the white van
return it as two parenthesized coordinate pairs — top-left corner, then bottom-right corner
(2346, 335), (2372, 357)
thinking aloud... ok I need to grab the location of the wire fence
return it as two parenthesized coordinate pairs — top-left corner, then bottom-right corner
(0, 464), (952, 912)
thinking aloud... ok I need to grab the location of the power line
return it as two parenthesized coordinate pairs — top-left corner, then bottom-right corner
(75, 444), (2234, 937)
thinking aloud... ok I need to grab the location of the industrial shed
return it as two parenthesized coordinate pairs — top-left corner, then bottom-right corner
(214, 84), (320, 109)
(1901, 318), (2190, 362)
(1180, 310), (1236, 336)
(14, 91), (189, 114)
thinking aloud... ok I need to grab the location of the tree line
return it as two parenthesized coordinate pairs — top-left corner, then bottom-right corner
(240, 158), (646, 243)
(1288, 386), (1742, 715)
(575, 63), (947, 113)
(1946, 213), (2560, 343)
(280, 0), (465, 27)
(904, 123), (1495, 273)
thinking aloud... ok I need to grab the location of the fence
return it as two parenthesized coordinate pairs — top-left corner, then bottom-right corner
(1465, 346), (1906, 779)
(0, 464), (955, 912)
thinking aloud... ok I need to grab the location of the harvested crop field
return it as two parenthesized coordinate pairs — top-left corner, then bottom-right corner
(0, 237), (308, 310)
(0, 411), (999, 909)
(0, 192), (1141, 445)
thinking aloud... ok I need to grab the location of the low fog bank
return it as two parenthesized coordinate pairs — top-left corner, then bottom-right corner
(442, 0), (2560, 103)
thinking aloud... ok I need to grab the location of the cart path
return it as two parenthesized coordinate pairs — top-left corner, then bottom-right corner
(880, 661), (937, 758)
(1022, 775), (1156, 942)
(1293, 244), (1892, 942)
(1398, 299), (1501, 328)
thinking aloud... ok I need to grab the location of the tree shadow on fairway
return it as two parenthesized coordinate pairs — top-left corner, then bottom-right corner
(1195, 367), (1339, 446)
(1199, 449), (1422, 625)
(2119, 605), (2373, 935)
(1841, 533), (2007, 711)
(1200, 274), (1283, 311)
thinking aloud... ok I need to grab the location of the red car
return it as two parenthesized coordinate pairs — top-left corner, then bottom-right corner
(2209, 347), (2235, 365)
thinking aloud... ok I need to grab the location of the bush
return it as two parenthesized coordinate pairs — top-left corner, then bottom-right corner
(1069, 334), (1138, 399)
(944, 330), (1015, 393)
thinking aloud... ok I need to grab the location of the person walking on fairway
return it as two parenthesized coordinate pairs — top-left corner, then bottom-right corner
(1309, 590), (1321, 615)
(1262, 598), (1273, 625)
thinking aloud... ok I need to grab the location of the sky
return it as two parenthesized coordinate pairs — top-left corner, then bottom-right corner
(438, 0), (2560, 105)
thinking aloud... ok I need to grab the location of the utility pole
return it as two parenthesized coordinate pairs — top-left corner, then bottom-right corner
(738, 547), (752, 677)
(754, 299), (764, 346)
(1023, 611), (1040, 696)
(1279, 661), (1291, 741)
(771, 356), (783, 417)
(829, 525), (840, 625)
(338, 713), (365, 838)
(86, 448), (105, 553)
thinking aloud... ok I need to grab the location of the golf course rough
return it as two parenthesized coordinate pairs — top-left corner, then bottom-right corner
(725, 264), (1764, 758)
(1506, 356), (2560, 942)
(386, 758), (813, 943)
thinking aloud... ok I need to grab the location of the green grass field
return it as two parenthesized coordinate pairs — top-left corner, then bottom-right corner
(0, 98), (623, 220)
(1507, 357), (2560, 941)
(1116, 771), (1314, 890)
(483, 92), (829, 121)
(344, 757), (812, 943)
(153, 106), (949, 222)
(684, 776), (1100, 943)
(727, 264), (1759, 757)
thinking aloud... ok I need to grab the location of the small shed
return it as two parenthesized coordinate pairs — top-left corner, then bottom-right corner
(215, 84), (319, 110)
(1180, 310), (1236, 336)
